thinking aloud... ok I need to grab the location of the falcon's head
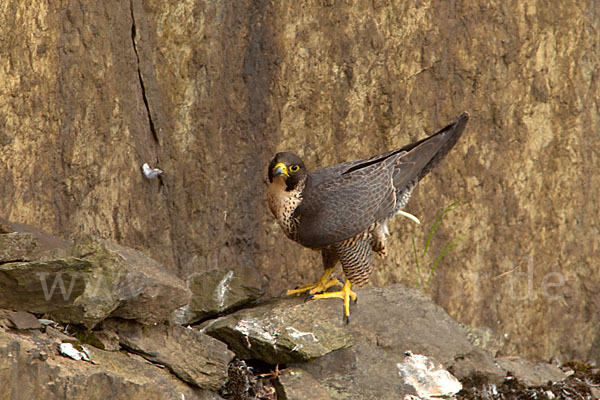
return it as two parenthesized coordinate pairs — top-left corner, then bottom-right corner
(267, 152), (307, 191)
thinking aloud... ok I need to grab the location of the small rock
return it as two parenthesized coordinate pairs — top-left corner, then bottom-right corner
(0, 222), (14, 234)
(60, 342), (91, 362)
(495, 356), (567, 386)
(104, 319), (234, 391)
(204, 296), (353, 364)
(6, 311), (42, 330)
(174, 267), (266, 324)
(274, 367), (333, 400)
(397, 352), (462, 399)
(27, 348), (48, 361)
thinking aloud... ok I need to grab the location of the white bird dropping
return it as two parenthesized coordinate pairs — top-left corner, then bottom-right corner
(60, 342), (91, 362)
(142, 163), (163, 179)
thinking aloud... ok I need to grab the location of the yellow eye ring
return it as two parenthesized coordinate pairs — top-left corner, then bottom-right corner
(289, 165), (300, 172)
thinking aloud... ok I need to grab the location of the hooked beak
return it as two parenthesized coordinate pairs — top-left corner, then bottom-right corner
(272, 162), (289, 177)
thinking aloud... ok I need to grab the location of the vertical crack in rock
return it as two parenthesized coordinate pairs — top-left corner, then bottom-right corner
(129, 0), (159, 144)
(127, 0), (182, 277)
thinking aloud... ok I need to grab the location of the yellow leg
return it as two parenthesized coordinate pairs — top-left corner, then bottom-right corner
(285, 267), (342, 296)
(310, 280), (357, 324)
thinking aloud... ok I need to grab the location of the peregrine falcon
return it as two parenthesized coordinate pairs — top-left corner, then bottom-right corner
(267, 112), (469, 322)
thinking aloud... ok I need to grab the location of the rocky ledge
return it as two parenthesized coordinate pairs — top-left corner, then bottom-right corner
(0, 219), (597, 399)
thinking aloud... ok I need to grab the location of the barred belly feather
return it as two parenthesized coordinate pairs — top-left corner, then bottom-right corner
(329, 232), (372, 287)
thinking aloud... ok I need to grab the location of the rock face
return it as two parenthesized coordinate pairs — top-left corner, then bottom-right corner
(0, 328), (219, 400)
(0, 233), (38, 262)
(287, 285), (504, 399)
(215, 284), (571, 399)
(0, 244), (584, 400)
(495, 356), (566, 386)
(274, 367), (333, 400)
(0, 217), (72, 253)
(0, 236), (190, 328)
(204, 296), (354, 364)
(174, 266), (266, 324)
(0, 257), (93, 318)
(1, 0), (598, 364)
(66, 236), (192, 326)
(102, 319), (234, 391)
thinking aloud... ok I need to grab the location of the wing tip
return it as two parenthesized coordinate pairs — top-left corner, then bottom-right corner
(444, 111), (469, 133)
(455, 111), (469, 128)
(451, 111), (469, 135)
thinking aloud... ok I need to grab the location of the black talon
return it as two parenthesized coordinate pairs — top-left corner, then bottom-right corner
(305, 294), (315, 302)
(343, 315), (350, 325)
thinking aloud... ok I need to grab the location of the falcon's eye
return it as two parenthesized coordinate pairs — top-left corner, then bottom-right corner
(289, 164), (300, 172)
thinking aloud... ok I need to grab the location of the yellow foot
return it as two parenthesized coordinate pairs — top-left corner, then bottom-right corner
(375, 247), (387, 258)
(309, 280), (357, 324)
(285, 267), (342, 296)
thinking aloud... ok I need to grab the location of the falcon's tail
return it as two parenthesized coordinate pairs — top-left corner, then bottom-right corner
(392, 112), (469, 189)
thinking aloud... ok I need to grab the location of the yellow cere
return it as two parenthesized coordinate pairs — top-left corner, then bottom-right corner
(273, 162), (289, 177)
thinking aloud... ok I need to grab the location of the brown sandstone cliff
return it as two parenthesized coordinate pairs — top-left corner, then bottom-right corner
(1, 0), (599, 363)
